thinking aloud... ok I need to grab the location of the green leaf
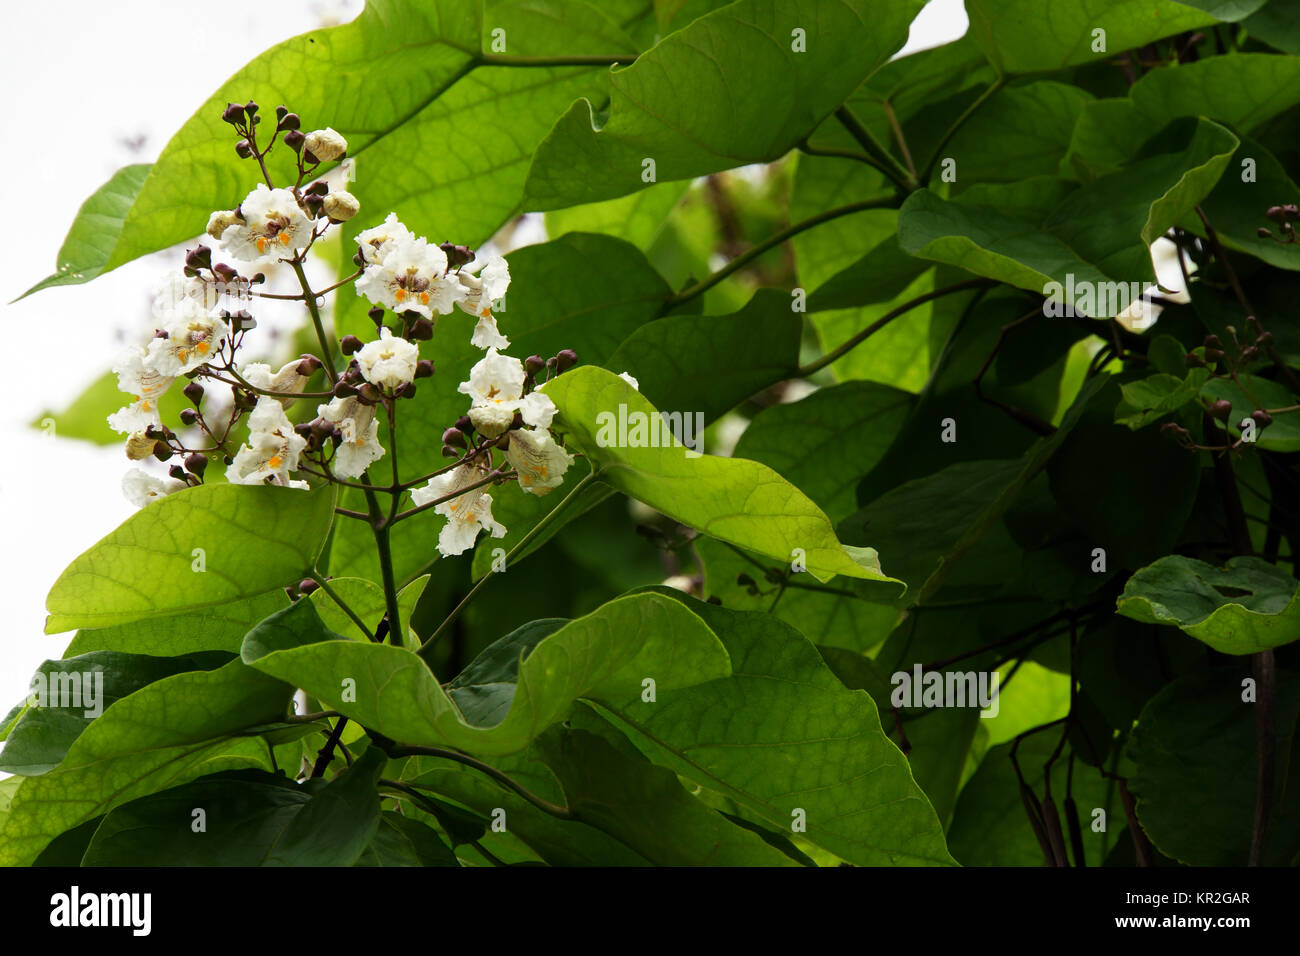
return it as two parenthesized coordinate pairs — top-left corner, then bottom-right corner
(1171, 0), (1267, 17)
(309, 575), (428, 647)
(732, 381), (912, 524)
(357, 811), (461, 866)
(1115, 368), (1211, 428)
(535, 726), (802, 865)
(603, 287), (803, 422)
(1244, 3), (1300, 53)
(45, 484), (335, 633)
(591, 589), (955, 865)
(1117, 555), (1300, 654)
(697, 537), (900, 653)
(542, 366), (898, 584)
(944, 81), (1095, 183)
(1129, 670), (1300, 865)
(263, 746), (386, 866)
(241, 591), (730, 756)
(1200, 374), (1300, 451)
(544, 180), (690, 250)
(64, 590), (291, 656)
(1196, 136), (1300, 271)
(1129, 53), (1300, 132)
(0, 659), (292, 865)
(17, 164), (151, 300)
(965, 0), (1215, 74)
(446, 618), (569, 726)
(0, 651), (233, 775)
(523, 0), (924, 208)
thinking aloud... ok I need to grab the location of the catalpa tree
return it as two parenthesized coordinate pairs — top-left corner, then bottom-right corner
(3, 0), (1298, 869)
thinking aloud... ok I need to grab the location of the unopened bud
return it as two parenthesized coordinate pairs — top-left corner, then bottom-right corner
(333, 381), (358, 398)
(356, 383), (382, 405)
(284, 129), (306, 152)
(299, 578), (320, 595)
(179, 408), (199, 426)
(1252, 409), (1274, 428)
(408, 316), (434, 340)
(340, 335), (363, 355)
(295, 355), (322, 376)
(323, 190), (359, 222)
(183, 382), (205, 406)
(206, 209), (242, 240)
(525, 355), (546, 374)
(454, 415), (474, 433)
(169, 465), (188, 481)
(415, 358), (435, 379)
(442, 427), (466, 448)
(396, 381), (417, 399)
(212, 262), (238, 283)
(439, 242), (475, 269)
(303, 128), (347, 162)
(368, 306), (385, 327)
(442, 444), (460, 458)
(185, 246), (212, 271)
(243, 100), (259, 120)
(1210, 399), (1233, 421)
(1258, 227), (1274, 239)
(555, 349), (578, 373)
(153, 442), (174, 462)
(278, 111), (301, 132)
(235, 140), (254, 159)
(184, 453), (207, 476)
(125, 431), (156, 460)
(221, 103), (245, 126)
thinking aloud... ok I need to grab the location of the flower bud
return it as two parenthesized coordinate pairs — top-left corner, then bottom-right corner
(295, 355), (322, 377)
(212, 262), (239, 283)
(243, 100), (259, 119)
(179, 408), (199, 426)
(235, 139), (254, 159)
(323, 190), (360, 222)
(1210, 399), (1232, 421)
(303, 128), (347, 162)
(368, 306), (385, 327)
(153, 442), (174, 462)
(125, 431), (156, 460)
(184, 453), (207, 476)
(299, 578), (320, 595)
(454, 415), (474, 433)
(1258, 227), (1274, 239)
(1252, 409), (1274, 428)
(284, 129), (306, 152)
(408, 316), (434, 340)
(415, 359), (435, 379)
(442, 444), (460, 458)
(525, 355), (546, 374)
(183, 382), (205, 406)
(168, 465), (188, 482)
(555, 349), (578, 372)
(442, 427), (466, 448)
(1205, 347), (1226, 362)
(333, 381), (358, 398)
(356, 383), (382, 405)
(396, 382), (417, 399)
(206, 209), (242, 240)
(340, 334), (363, 355)
(185, 246), (213, 271)
(221, 102), (246, 126)
(278, 111), (301, 132)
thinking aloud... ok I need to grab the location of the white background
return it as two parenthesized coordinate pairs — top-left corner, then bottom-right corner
(0, 0), (967, 714)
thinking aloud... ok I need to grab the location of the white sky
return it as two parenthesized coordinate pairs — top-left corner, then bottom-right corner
(0, 1), (967, 721)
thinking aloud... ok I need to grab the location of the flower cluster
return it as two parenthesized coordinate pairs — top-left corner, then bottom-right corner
(106, 97), (582, 567)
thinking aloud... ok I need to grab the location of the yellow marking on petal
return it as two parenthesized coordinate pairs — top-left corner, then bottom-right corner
(256, 236), (270, 253)
(395, 289), (407, 302)
(479, 307), (491, 318)
(419, 291), (430, 305)
(196, 341), (210, 355)
(279, 233), (291, 246)
(268, 455), (283, 469)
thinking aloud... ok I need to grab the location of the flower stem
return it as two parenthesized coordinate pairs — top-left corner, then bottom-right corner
(290, 258), (338, 383)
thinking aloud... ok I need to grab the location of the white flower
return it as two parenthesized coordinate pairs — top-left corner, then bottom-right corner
(355, 328), (420, 390)
(459, 348), (525, 406)
(504, 428), (573, 496)
(411, 464), (505, 557)
(122, 469), (184, 508)
(456, 257), (511, 350)
(227, 396), (307, 486)
(303, 127), (347, 162)
(221, 184), (315, 262)
(355, 212), (415, 266)
(318, 395), (384, 478)
(355, 236), (462, 318)
(107, 346), (174, 435)
(152, 273), (222, 319)
(618, 371), (640, 391)
(144, 299), (229, 377)
(458, 349), (555, 437)
(242, 359), (310, 406)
